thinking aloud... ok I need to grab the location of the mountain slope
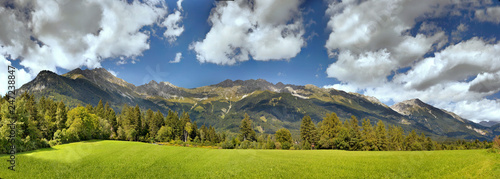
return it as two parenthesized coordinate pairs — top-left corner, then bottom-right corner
(19, 68), (161, 112)
(479, 121), (500, 127)
(17, 68), (497, 141)
(391, 99), (490, 140)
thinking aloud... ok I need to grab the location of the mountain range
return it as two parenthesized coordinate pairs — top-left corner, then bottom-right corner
(17, 68), (500, 141)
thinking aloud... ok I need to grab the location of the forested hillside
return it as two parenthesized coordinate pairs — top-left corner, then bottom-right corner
(1, 93), (496, 154)
(16, 68), (497, 141)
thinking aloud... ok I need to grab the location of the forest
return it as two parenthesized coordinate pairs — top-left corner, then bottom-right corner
(0, 92), (499, 154)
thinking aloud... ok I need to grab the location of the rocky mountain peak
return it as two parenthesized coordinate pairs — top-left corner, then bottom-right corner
(21, 70), (60, 92)
(159, 81), (177, 88)
(36, 70), (58, 78)
(214, 79), (236, 88)
(390, 98), (427, 115)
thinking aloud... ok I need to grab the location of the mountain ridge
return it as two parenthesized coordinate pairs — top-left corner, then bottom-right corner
(16, 68), (498, 141)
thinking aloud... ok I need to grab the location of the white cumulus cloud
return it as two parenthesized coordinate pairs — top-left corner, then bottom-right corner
(0, 57), (33, 95)
(169, 52), (182, 63)
(190, 0), (305, 65)
(324, 0), (500, 122)
(0, 0), (184, 91)
(162, 0), (184, 44)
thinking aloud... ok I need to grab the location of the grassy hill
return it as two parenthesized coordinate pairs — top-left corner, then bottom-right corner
(1, 140), (499, 178)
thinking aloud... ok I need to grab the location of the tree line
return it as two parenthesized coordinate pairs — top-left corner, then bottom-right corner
(0, 92), (225, 153)
(0, 93), (498, 154)
(234, 112), (497, 151)
(298, 113), (495, 151)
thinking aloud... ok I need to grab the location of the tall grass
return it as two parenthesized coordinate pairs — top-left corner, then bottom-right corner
(1, 140), (498, 178)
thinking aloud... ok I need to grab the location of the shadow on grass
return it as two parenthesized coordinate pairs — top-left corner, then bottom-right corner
(1, 140), (105, 157)
(0, 147), (58, 157)
(81, 139), (104, 143)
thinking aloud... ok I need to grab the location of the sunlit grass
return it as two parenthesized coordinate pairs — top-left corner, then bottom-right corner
(1, 140), (499, 178)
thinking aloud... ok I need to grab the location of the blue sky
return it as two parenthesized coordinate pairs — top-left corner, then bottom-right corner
(1, 0), (500, 122)
(97, 0), (336, 89)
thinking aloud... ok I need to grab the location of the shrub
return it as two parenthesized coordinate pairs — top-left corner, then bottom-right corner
(293, 143), (302, 150)
(48, 139), (60, 147)
(239, 140), (251, 149)
(39, 138), (50, 148)
(251, 141), (259, 149)
(488, 135), (500, 153)
(275, 142), (282, 150)
(282, 141), (292, 150)
(266, 141), (275, 149)
(303, 141), (311, 150)
(221, 140), (235, 149)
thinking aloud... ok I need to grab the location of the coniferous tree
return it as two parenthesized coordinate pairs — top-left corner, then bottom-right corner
(104, 102), (111, 114)
(180, 112), (191, 142)
(200, 124), (208, 142)
(1, 100), (25, 152)
(85, 104), (94, 114)
(348, 115), (362, 151)
(44, 100), (57, 139)
(107, 107), (117, 134)
(239, 113), (256, 141)
(424, 136), (435, 150)
(133, 105), (142, 140)
(333, 122), (350, 150)
(190, 121), (198, 140)
(300, 115), (318, 149)
(388, 125), (404, 151)
(143, 109), (154, 139)
(361, 118), (376, 151)
(150, 110), (164, 140)
(95, 99), (105, 119)
(13, 97), (30, 139)
(165, 110), (180, 139)
(37, 98), (53, 139)
(405, 130), (419, 151)
(119, 104), (129, 128)
(56, 101), (68, 130)
(38, 96), (47, 114)
(319, 112), (341, 149)
(208, 125), (218, 143)
(375, 120), (388, 151)
(25, 94), (42, 140)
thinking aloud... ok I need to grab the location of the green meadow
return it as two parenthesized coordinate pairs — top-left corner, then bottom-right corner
(0, 140), (499, 178)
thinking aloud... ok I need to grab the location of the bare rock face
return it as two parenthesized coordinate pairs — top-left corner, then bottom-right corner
(390, 99), (425, 116)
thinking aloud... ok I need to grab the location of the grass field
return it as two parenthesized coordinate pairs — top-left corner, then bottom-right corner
(1, 140), (499, 178)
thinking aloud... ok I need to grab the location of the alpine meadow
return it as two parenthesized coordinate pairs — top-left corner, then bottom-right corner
(2, 0), (500, 178)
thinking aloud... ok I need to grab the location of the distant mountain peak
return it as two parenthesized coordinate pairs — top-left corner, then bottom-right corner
(88, 67), (114, 77)
(159, 81), (177, 88)
(37, 70), (58, 77)
(399, 98), (427, 107)
(478, 120), (500, 127)
(18, 68), (496, 141)
(62, 67), (135, 90)
(390, 98), (429, 115)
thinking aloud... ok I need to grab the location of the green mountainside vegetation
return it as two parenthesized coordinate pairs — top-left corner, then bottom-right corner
(15, 68), (497, 142)
(1, 93), (498, 154)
